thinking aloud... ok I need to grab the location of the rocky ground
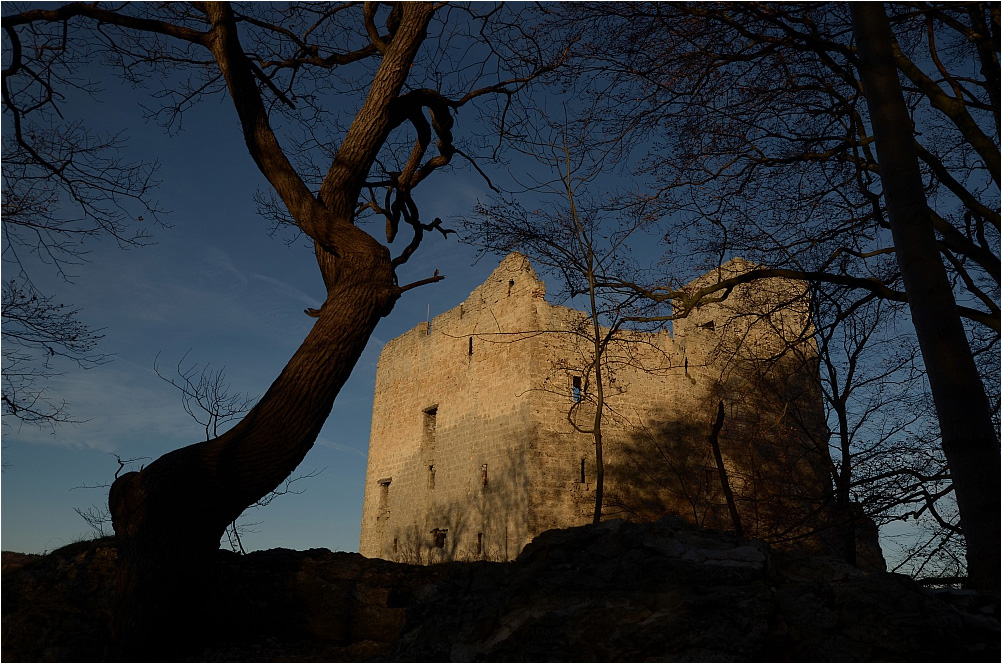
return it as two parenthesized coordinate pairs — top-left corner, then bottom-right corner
(3, 517), (998, 662)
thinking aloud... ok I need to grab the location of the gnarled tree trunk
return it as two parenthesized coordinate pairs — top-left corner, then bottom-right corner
(107, 2), (437, 656)
(108, 242), (397, 656)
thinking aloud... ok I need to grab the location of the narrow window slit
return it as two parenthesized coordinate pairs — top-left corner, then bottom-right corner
(423, 406), (438, 449)
(377, 478), (391, 520)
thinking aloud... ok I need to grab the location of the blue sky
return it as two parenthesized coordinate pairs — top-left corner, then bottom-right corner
(0, 7), (964, 571)
(1, 59), (505, 554)
(0, 78), (933, 559)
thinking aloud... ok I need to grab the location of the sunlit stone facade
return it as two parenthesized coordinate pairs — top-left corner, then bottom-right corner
(360, 253), (831, 563)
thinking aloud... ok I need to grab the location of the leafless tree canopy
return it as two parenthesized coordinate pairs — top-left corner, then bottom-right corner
(2, 3), (999, 652)
(3, 2), (569, 655)
(476, 2), (997, 587)
(537, 3), (996, 330)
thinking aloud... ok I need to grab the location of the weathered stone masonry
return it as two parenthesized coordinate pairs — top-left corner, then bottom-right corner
(360, 253), (836, 563)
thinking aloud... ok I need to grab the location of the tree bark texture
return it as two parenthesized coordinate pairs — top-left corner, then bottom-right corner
(106, 2), (436, 656)
(851, 2), (1000, 591)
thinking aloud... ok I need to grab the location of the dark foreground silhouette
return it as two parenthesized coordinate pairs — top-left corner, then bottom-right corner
(3, 517), (998, 662)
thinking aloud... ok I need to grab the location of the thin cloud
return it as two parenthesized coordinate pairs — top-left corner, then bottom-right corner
(251, 273), (318, 308)
(316, 437), (366, 457)
(200, 245), (250, 288)
(6, 360), (202, 454)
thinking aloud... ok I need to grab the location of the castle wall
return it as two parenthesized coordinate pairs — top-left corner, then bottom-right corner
(360, 254), (834, 563)
(359, 255), (546, 561)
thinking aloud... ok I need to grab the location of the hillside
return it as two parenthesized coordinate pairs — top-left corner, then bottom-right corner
(3, 517), (998, 662)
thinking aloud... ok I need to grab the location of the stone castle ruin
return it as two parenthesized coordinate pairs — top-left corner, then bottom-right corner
(360, 253), (857, 564)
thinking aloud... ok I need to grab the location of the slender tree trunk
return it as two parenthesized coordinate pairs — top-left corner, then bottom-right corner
(588, 267), (606, 525)
(852, 2), (1000, 591)
(563, 156), (608, 525)
(591, 344), (605, 525)
(708, 401), (743, 537)
(834, 405), (857, 566)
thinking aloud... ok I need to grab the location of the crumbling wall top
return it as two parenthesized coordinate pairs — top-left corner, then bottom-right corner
(464, 252), (546, 307)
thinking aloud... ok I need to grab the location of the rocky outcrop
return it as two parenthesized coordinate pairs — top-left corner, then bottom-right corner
(1, 539), (445, 662)
(392, 518), (998, 661)
(2, 540), (117, 662)
(3, 519), (998, 662)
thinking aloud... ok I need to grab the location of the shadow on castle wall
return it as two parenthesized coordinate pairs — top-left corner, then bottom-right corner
(601, 332), (882, 568)
(375, 420), (533, 564)
(362, 254), (884, 569)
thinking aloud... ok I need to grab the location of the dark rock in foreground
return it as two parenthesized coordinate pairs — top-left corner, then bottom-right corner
(3, 518), (998, 662)
(391, 518), (999, 662)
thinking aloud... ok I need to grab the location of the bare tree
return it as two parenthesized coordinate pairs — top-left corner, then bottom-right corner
(74, 504), (113, 539)
(851, 0), (998, 591)
(532, 1), (998, 590)
(1, 33), (166, 423)
(470, 118), (835, 546)
(3, 2), (560, 655)
(155, 351), (252, 552)
(1, 279), (106, 426)
(778, 285), (950, 572)
(153, 351), (256, 442)
(469, 120), (653, 523)
(0, 128), (156, 426)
